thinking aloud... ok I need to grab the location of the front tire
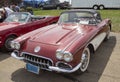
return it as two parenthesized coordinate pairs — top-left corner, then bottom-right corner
(1, 36), (16, 52)
(76, 47), (90, 74)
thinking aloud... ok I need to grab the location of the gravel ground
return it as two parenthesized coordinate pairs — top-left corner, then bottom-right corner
(0, 32), (120, 82)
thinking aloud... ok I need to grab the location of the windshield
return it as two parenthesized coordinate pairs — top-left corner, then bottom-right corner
(58, 12), (95, 24)
(4, 13), (29, 23)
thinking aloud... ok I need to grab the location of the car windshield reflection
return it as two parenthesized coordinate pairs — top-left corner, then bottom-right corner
(4, 13), (29, 23)
(58, 12), (96, 25)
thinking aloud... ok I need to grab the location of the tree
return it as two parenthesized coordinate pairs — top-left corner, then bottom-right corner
(0, 0), (22, 7)
(9, 0), (22, 5)
(0, 0), (5, 7)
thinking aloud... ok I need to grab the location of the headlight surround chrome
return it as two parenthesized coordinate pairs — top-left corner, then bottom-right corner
(63, 51), (73, 62)
(56, 50), (73, 62)
(10, 41), (20, 50)
(56, 50), (64, 60)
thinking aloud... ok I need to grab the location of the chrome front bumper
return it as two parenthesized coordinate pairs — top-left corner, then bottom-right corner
(49, 63), (82, 73)
(11, 51), (24, 60)
(11, 51), (82, 73)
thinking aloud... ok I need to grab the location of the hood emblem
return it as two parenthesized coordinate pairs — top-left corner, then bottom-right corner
(34, 46), (41, 53)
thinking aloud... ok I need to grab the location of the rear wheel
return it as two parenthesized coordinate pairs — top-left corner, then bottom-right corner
(76, 47), (90, 74)
(1, 36), (16, 52)
(99, 5), (104, 10)
(93, 5), (98, 10)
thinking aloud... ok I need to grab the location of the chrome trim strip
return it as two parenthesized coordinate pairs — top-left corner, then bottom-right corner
(49, 62), (82, 73)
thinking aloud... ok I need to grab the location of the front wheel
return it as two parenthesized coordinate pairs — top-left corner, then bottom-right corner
(1, 36), (16, 52)
(76, 47), (90, 74)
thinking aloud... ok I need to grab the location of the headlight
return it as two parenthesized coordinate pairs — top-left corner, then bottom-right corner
(56, 50), (73, 62)
(56, 50), (64, 60)
(64, 51), (73, 62)
(10, 41), (20, 50)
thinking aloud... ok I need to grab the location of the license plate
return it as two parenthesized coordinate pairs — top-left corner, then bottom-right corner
(26, 63), (39, 74)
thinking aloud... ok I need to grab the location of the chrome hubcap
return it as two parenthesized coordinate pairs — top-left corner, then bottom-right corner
(5, 38), (14, 49)
(80, 48), (90, 72)
(94, 6), (98, 10)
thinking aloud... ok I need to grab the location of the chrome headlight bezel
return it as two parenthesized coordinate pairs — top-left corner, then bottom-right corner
(56, 49), (73, 62)
(56, 50), (64, 60)
(63, 51), (73, 62)
(10, 41), (20, 50)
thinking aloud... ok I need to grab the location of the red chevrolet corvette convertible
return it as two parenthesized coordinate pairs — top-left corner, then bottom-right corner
(11, 10), (111, 74)
(0, 12), (59, 51)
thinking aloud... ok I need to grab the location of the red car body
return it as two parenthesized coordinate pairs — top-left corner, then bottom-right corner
(11, 10), (111, 74)
(0, 12), (59, 51)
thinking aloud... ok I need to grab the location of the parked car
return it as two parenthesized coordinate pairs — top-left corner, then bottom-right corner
(39, 0), (70, 10)
(0, 12), (59, 51)
(11, 10), (111, 74)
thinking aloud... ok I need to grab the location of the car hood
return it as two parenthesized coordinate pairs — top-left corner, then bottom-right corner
(29, 23), (95, 46)
(0, 22), (21, 31)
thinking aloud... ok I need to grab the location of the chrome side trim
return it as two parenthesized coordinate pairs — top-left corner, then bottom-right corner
(49, 63), (82, 73)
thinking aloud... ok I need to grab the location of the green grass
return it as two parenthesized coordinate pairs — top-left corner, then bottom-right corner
(34, 9), (120, 32)
(34, 9), (64, 16)
(100, 10), (120, 32)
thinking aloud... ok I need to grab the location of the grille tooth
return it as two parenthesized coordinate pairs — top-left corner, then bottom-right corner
(35, 57), (37, 62)
(40, 59), (42, 64)
(37, 58), (39, 63)
(29, 56), (32, 60)
(27, 55), (29, 59)
(23, 53), (53, 71)
(43, 60), (45, 65)
(33, 57), (35, 62)
(47, 61), (49, 66)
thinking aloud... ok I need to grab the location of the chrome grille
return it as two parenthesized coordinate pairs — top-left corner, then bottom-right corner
(22, 52), (53, 71)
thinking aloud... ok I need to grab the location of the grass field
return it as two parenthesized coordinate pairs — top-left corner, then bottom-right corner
(34, 9), (120, 32)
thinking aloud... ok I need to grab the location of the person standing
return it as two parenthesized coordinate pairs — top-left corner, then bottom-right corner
(15, 4), (20, 12)
(0, 9), (7, 22)
(2, 7), (7, 19)
(12, 4), (20, 12)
